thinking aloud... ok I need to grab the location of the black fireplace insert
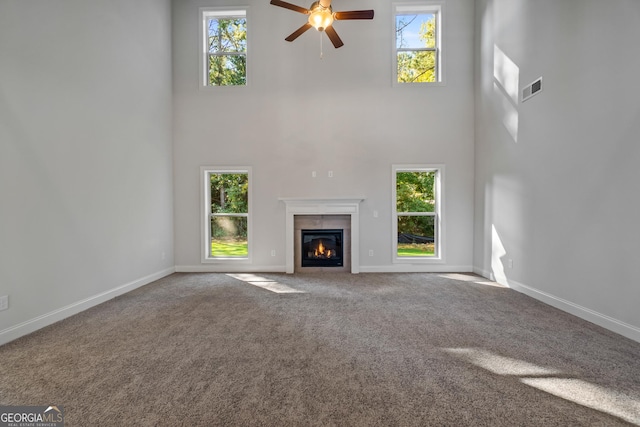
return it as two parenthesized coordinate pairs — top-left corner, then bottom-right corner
(301, 229), (343, 267)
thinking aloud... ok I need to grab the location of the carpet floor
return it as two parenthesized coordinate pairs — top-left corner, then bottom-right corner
(1, 272), (639, 426)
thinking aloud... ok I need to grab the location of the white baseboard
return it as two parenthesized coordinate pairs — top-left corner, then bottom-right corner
(360, 264), (473, 273)
(175, 265), (287, 273)
(473, 266), (493, 279)
(176, 264), (474, 274)
(0, 267), (175, 347)
(473, 267), (640, 343)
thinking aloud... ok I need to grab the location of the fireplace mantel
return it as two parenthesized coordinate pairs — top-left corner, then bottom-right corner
(280, 197), (364, 273)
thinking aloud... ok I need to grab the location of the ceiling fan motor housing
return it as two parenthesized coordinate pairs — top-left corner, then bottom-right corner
(308, 1), (333, 32)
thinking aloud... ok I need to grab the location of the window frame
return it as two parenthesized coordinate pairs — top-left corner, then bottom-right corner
(201, 166), (252, 263)
(199, 7), (250, 88)
(392, 164), (445, 263)
(392, 2), (445, 86)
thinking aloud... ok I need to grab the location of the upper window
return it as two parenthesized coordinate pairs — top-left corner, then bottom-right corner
(202, 167), (251, 262)
(393, 3), (442, 84)
(201, 9), (247, 86)
(392, 165), (443, 262)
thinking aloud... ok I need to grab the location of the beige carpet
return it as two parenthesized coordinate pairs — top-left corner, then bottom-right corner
(1, 273), (639, 426)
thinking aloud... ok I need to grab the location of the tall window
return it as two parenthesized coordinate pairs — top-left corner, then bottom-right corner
(201, 9), (247, 86)
(393, 165), (443, 261)
(202, 167), (251, 262)
(393, 3), (442, 84)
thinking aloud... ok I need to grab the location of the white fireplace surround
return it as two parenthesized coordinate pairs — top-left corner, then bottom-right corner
(280, 198), (364, 274)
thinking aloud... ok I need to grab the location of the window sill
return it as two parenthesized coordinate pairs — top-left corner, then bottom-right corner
(392, 80), (446, 88)
(202, 257), (251, 264)
(394, 256), (445, 264)
(199, 84), (249, 91)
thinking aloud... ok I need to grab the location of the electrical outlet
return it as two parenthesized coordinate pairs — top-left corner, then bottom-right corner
(507, 259), (513, 269)
(373, 210), (378, 218)
(312, 171), (317, 178)
(0, 295), (8, 311)
(271, 250), (276, 257)
(328, 170), (333, 178)
(369, 250), (374, 257)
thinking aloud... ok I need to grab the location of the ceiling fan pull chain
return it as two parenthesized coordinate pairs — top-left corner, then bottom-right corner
(320, 32), (324, 59)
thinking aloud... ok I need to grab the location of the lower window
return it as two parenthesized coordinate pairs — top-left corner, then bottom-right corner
(393, 165), (443, 261)
(202, 167), (251, 262)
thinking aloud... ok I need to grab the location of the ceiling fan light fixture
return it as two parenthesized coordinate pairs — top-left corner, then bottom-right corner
(271, 0), (374, 48)
(308, 3), (333, 31)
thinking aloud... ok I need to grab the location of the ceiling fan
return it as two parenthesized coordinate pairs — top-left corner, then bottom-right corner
(270, 0), (374, 48)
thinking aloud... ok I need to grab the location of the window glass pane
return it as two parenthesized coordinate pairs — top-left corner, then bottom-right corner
(396, 171), (436, 212)
(211, 216), (248, 257)
(397, 51), (436, 83)
(397, 215), (435, 257)
(207, 18), (247, 53)
(210, 173), (248, 213)
(396, 13), (436, 49)
(208, 55), (246, 86)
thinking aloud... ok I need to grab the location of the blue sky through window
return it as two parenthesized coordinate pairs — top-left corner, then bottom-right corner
(396, 14), (434, 49)
(207, 18), (247, 53)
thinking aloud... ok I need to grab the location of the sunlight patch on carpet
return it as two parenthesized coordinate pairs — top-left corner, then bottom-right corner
(443, 348), (561, 376)
(521, 378), (640, 425)
(227, 274), (306, 294)
(438, 273), (507, 288)
(444, 347), (640, 425)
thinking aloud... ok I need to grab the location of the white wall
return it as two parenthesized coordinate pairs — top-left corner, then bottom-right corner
(173, 0), (476, 272)
(0, 0), (174, 344)
(474, 0), (640, 341)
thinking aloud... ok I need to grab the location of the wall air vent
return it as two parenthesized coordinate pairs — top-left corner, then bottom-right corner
(522, 77), (543, 102)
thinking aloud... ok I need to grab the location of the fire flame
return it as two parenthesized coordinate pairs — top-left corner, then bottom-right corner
(313, 240), (333, 258)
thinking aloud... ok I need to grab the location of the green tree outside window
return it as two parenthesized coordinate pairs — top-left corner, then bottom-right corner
(396, 171), (438, 257)
(207, 16), (247, 86)
(396, 13), (438, 83)
(209, 173), (249, 257)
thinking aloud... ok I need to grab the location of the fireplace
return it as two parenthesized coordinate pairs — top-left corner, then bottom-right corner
(280, 197), (363, 273)
(301, 229), (344, 267)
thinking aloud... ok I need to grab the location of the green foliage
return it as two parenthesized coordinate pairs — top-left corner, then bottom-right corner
(208, 55), (246, 86)
(207, 18), (246, 86)
(420, 17), (437, 48)
(396, 171), (435, 213)
(210, 173), (248, 214)
(397, 51), (436, 83)
(211, 216), (248, 241)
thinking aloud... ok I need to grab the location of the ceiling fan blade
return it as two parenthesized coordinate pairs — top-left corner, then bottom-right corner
(324, 25), (344, 48)
(270, 0), (310, 14)
(334, 10), (375, 20)
(285, 23), (313, 42)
